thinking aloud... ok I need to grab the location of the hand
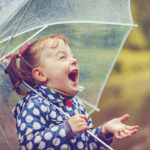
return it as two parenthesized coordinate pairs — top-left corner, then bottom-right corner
(102, 114), (139, 140)
(68, 114), (89, 135)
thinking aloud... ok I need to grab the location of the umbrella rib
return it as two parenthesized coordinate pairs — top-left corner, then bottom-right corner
(77, 96), (100, 112)
(0, 25), (48, 61)
(0, 0), (33, 58)
(0, 0), (27, 34)
(0, 20), (137, 45)
(96, 26), (133, 108)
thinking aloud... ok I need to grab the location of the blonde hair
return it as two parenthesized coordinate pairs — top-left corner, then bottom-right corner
(7, 34), (70, 96)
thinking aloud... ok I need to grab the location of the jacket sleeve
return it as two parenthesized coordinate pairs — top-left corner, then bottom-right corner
(86, 115), (113, 149)
(76, 97), (113, 149)
(17, 100), (70, 150)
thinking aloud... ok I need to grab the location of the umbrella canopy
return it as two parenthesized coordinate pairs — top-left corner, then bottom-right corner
(0, 0), (136, 149)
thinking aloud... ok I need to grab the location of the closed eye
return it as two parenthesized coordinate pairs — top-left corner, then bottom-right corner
(58, 54), (66, 60)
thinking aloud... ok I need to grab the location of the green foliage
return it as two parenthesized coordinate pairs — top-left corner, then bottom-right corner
(125, 0), (150, 50)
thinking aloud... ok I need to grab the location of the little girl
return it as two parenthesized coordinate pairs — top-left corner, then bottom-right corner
(6, 34), (138, 150)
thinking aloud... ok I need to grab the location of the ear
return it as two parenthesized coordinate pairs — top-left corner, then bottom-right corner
(32, 67), (47, 82)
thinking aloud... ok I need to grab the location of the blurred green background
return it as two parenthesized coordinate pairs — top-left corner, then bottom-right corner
(91, 0), (150, 149)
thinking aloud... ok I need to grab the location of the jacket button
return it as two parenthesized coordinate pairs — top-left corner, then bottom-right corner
(66, 100), (72, 107)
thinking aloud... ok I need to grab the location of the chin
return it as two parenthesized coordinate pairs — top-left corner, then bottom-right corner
(68, 87), (78, 95)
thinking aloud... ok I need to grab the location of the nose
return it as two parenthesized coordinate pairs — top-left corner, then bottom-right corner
(71, 57), (77, 65)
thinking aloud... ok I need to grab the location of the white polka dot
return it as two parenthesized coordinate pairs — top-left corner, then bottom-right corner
(20, 146), (26, 150)
(50, 111), (56, 118)
(49, 124), (55, 128)
(17, 119), (21, 126)
(26, 134), (33, 141)
(81, 133), (85, 141)
(92, 142), (97, 149)
(51, 126), (59, 132)
(44, 100), (50, 106)
(40, 117), (46, 124)
(85, 135), (89, 141)
(40, 105), (47, 112)
(26, 128), (32, 135)
(17, 106), (20, 114)
(44, 132), (52, 141)
(70, 138), (76, 143)
(59, 95), (64, 99)
(59, 129), (65, 137)
(57, 115), (63, 121)
(19, 136), (24, 143)
(22, 102), (26, 108)
(26, 115), (33, 123)
(61, 144), (70, 150)
(33, 122), (41, 130)
(38, 97), (42, 101)
(48, 94), (54, 99)
(33, 108), (40, 116)
(66, 106), (72, 111)
(26, 95), (30, 100)
(77, 141), (84, 149)
(50, 90), (56, 94)
(59, 102), (64, 106)
(34, 136), (41, 143)
(38, 141), (46, 149)
(27, 142), (33, 149)
(46, 114), (49, 120)
(89, 142), (97, 149)
(28, 102), (34, 109)
(79, 105), (84, 111)
(22, 110), (27, 117)
(74, 110), (79, 115)
(20, 99), (23, 106)
(52, 138), (60, 146)
(20, 123), (26, 131)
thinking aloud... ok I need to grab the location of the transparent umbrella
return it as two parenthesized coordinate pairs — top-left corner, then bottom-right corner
(0, 0), (136, 149)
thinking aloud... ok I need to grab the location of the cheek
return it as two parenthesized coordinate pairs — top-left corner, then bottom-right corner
(51, 63), (70, 79)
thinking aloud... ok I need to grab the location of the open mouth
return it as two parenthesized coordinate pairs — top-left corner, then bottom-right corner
(68, 69), (78, 82)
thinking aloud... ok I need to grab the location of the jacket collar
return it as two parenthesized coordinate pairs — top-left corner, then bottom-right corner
(35, 85), (75, 104)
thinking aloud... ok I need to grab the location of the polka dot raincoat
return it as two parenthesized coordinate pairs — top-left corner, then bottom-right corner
(13, 85), (112, 150)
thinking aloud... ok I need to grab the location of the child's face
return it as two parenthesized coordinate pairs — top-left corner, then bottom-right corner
(38, 38), (79, 95)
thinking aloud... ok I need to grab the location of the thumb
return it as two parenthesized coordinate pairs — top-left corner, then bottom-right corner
(120, 114), (130, 123)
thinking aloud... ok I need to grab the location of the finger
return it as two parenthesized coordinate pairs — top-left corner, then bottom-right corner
(129, 129), (138, 135)
(122, 129), (132, 138)
(114, 131), (122, 140)
(79, 114), (88, 122)
(78, 125), (89, 133)
(120, 114), (130, 123)
(79, 121), (88, 127)
(126, 125), (139, 131)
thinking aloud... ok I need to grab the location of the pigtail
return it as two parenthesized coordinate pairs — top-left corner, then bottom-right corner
(7, 54), (28, 96)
